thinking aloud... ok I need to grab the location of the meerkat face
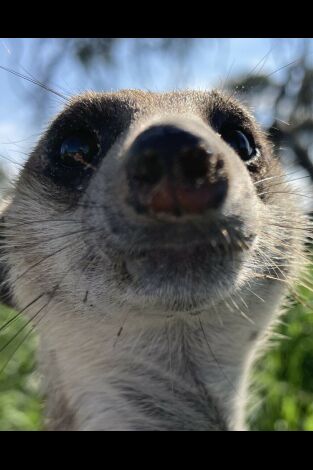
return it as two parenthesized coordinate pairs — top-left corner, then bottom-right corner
(1, 89), (304, 318)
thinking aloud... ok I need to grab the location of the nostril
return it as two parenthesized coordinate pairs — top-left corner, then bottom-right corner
(132, 151), (164, 186)
(125, 124), (228, 216)
(179, 147), (210, 184)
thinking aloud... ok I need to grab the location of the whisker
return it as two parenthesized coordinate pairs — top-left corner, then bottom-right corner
(0, 132), (42, 146)
(227, 295), (255, 325)
(3, 227), (92, 247)
(265, 58), (299, 79)
(263, 174), (310, 188)
(245, 286), (265, 303)
(0, 323), (35, 376)
(13, 243), (74, 283)
(0, 297), (50, 356)
(0, 248), (90, 374)
(258, 190), (313, 200)
(1, 218), (83, 229)
(0, 64), (68, 101)
(0, 152), (26, 168)
(246, 47), (274, 78)
(0, 292), (44, 334)
(256, 174), (312, 189)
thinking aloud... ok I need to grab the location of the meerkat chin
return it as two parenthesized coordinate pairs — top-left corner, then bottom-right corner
(0, 89), (309, 430)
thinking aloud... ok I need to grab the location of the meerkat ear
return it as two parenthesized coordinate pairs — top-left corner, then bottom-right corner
(0, 206), (14, 308)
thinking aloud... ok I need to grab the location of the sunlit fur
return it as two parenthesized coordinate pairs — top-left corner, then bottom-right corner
(0, 89), (310, 430)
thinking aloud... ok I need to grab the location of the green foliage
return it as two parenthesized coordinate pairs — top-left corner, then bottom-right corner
(248, 282), (313, 431)
(0, 304), (43, 430)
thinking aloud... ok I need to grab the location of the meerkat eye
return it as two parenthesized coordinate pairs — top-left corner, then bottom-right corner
(221, 128), (258, 162)
(59, 132), (99, 168)
(44, 130), (101, 190)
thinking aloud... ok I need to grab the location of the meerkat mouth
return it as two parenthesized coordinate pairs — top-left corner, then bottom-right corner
(100, 208), (256, 255)
(124, 234), (252, 261)
(119, 231), (255, 295)
(91, 211), (257, 296)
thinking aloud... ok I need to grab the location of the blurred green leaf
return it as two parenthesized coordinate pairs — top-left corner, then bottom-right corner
(0, 304), (43, 430)
(248, 282), (313, 431)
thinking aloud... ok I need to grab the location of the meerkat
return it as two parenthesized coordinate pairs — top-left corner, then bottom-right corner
(0, 89), (309, 431)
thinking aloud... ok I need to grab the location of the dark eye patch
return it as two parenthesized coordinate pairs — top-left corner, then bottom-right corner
(39, 95), (130, 192)
(210, 108), (260, 164)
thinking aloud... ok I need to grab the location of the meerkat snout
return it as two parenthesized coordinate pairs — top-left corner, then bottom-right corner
(125, 123), (228, 216)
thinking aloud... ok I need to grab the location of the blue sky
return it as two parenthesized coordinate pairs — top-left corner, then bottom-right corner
(0, 37), (312, 177)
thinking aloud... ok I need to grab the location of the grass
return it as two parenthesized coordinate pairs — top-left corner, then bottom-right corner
(0, 304), (43, 430)
(248, 285), (313, 431)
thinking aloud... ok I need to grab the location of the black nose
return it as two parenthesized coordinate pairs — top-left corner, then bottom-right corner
(126, 124), (228, 216)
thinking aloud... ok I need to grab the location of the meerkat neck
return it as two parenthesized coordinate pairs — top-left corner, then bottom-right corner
(40, 308), (257, 431)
